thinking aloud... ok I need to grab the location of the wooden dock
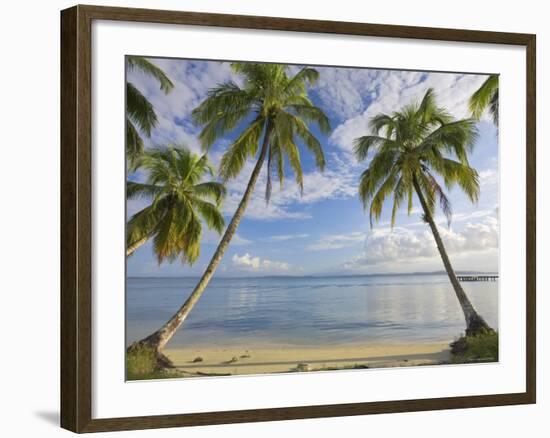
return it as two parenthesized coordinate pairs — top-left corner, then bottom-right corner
(457, 275), (498, 282)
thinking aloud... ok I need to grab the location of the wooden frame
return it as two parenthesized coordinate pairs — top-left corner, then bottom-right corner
(60, 4), (536, 433)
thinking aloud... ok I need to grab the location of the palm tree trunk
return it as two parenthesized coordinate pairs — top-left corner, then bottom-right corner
(126, 236), (148, 257)
(412, 176), (493, 336)
(129, 123), (273, 365)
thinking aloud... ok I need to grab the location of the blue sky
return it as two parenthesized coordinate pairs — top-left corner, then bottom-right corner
(127, 58), (499, 277)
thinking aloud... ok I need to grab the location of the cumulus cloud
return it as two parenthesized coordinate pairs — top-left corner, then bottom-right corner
(232, 253), (291, 272)
(344, 216), (498, 270)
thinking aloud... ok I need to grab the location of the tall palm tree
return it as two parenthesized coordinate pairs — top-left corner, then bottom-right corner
(126, 56), (174, 168)
(354, 88), (493, 336)
(130, 63), (330, 364)
(126, 146), (226, 264)
(469, 75), (498, 126)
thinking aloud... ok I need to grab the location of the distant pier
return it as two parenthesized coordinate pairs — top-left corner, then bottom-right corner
(457, 275), (498, 282)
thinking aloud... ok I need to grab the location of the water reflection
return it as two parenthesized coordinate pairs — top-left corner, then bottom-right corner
(126, 275), (498, 347)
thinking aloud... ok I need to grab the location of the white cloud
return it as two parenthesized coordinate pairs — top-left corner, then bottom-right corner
(266, 234), (309, 241)
(403, 208), (496, 228)
(220, 152), (358, 221)
(479, 168), (498, 186)
(202, 229), (252, 246)
(128, 60), (494, 225)
(127, 59), (237, 153)
(307, 232), (365, 251)
(314, 67), (381, 120)
(344, 216), (498, 270)
(232, 253), (290, 272)
(328, 71), (489, 155)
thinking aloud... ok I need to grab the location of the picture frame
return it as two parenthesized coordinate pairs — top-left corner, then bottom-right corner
(60, 4), (536, 433)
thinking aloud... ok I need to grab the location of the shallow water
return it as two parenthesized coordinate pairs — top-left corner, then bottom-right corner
(126, 274), (498, 348)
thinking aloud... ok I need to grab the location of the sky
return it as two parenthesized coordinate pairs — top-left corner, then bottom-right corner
(126, 58), (499, 277)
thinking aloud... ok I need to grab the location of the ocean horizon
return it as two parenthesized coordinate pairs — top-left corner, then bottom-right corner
(126, 273), (498, 349)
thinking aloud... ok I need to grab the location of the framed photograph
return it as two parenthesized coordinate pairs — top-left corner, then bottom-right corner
(60, 4), (536, 433)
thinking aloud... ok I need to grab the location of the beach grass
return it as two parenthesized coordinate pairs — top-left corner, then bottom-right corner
(126, 345), (183, 380)
(450, 331), (499, 363)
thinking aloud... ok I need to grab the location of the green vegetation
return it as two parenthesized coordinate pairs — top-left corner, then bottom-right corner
(353, 88), (493, 336)
(469, 74), (499, 126)
(130, 63), (330, 358)
(126, 146), (226, 261)
(126, 56), (174, 168)
(125, 62), (499, 375)
(450, 332), (499, 363)
(126, 345), (183, 380)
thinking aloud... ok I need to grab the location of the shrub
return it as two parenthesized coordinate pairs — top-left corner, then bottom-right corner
(450, 331), (499, 364)
(126, 345), (177, 380)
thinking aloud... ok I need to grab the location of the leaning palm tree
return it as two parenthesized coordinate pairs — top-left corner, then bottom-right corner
(130, 63), (330, 364)
(469, 75), (498, 126)
(354, 88), (493, 336)
(126, 56), (174, 168)
(126, 146), (226, 264)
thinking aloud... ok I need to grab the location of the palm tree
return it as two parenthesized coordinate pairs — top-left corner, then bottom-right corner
(469, 75), (498, 126)
(126, 56), (174, 168)
(354, 88), (493, 336)
(126, 146), (226, 264)
(130, 63), (330, 364)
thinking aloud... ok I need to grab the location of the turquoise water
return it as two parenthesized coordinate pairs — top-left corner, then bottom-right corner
(126, 274), (498, 348)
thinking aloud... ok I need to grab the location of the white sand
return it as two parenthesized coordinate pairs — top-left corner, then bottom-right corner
(165, 342), (451, 376)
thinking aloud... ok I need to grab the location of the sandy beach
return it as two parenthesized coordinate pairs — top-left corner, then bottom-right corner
(164, 342), (451, 376)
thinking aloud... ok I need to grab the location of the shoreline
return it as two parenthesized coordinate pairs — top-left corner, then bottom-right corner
(164, 342), (451, 376)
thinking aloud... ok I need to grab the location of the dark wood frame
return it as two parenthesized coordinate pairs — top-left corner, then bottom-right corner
(61, 4), (536, 433)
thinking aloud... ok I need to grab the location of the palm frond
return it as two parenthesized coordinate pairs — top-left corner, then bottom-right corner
(126, 145), (226, 264)
(469, 75), (499, 121)
(126, 82), (157, 136)
(286, 104), (331, 133)
(126, 199), (168, 247)
(192, 181), (227, 205)
(192, 198), (226, 234)
(422, 171), (453, 226)
(369, 170), (399, 227)
(282, 67), (320, 99)
(489, 88), (499, 126)
(390, 176), (408, 228)
(192, 82), (255, 150)
(286, 113), (325, 171)
(219, 118), (265, 181)
(127, 181), (164, 200)
(369, 114), (397, 138)
(126, 56), (174, 93)
(354, 136), (400, 161)
(355, 87), (482, 231)
(358, 150), (398, 210)
(193, 61), (327, 212)
(126, 119), (144, 167)
(418, 119), (478, 164)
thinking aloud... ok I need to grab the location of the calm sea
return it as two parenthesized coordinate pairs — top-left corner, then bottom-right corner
(126, 274), (498, 348)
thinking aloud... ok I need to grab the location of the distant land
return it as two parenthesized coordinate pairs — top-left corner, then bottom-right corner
(128, 270), (499, 280)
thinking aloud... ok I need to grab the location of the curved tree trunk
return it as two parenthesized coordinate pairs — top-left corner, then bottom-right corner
(126, 236), (148, 257)
(412, 176), (493, 336)
(128, 123), (273, 366)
